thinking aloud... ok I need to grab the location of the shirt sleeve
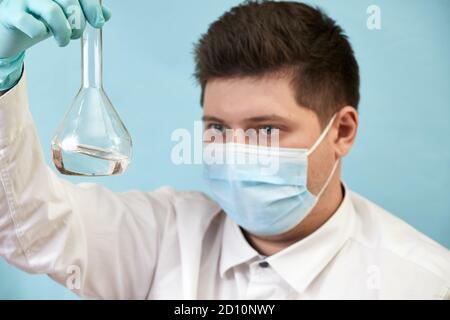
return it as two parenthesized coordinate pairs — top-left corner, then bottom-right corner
(0, 73), (174, 299)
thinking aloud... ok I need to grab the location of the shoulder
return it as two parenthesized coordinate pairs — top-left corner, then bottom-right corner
(154, 186), (220, 212)
(348, 190), (450, 298)
(150, 186), (223, 225)
(117, 186), (222, 232)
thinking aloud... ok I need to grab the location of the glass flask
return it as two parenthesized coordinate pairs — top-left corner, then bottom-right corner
(51, 22), (132, 176)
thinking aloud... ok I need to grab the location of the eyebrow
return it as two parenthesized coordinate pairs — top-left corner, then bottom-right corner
(202, 114), (291, 123)
(243, 115), (291, 123)
(202, 115), (224, 122)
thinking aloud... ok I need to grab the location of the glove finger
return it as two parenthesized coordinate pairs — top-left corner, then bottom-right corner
(52, 0), (86, 39)
(10, 12), (48, 39)
(78, 0), (105, 28)
(26, 0), (72, 47)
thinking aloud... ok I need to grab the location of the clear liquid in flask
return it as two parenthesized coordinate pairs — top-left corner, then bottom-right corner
(52, 143), (130, 176)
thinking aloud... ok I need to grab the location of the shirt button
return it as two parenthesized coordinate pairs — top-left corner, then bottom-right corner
(258, 261), (269, 268)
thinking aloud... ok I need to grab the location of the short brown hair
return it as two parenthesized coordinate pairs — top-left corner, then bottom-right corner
(194, 0), (360, 124)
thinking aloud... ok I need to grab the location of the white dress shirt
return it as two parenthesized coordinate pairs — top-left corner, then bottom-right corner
(0, 75), (449, 300)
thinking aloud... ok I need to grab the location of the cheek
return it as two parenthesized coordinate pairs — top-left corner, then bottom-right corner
(306, 140), (335, 193)
(278, 128), (314, 148)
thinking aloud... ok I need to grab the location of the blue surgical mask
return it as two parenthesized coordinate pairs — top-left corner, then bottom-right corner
(203, 115), (338, 236)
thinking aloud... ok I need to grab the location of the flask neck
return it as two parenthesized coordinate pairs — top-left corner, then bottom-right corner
(82, 25), (103, 89)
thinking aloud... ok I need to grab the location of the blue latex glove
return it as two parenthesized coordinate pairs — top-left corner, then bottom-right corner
(0, 0), (111, 91)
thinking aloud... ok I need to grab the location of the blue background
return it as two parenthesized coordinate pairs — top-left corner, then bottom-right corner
(0, 0), (449, 299)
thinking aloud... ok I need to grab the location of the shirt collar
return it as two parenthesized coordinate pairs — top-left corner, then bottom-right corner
(219, 183), (357, 293)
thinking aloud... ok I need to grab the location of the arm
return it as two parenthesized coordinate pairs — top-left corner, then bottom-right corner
(0, 0), (172, 299)
(0, 74), (173, 299)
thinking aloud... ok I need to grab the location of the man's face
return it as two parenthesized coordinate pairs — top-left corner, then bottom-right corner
(202, 75), (338, 194)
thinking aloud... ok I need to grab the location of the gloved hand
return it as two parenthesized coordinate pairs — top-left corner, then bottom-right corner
(0, 0), (111, 91)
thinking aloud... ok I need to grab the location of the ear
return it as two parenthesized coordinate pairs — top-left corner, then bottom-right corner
(332, 106), (358, 157)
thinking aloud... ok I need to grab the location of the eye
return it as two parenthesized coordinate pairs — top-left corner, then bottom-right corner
(207, 123), (226, 134)
(259, 125), (277, 135)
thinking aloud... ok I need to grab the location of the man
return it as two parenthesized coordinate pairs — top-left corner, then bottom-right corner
(0, 0), (449, 299)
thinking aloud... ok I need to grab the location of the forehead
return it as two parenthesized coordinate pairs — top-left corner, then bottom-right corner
(203, 76), (305, 120)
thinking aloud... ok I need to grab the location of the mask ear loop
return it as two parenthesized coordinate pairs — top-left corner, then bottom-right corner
(306, 114), (337, 157)
(305, 113), (340, 198)
(315, 158), (340, 199)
